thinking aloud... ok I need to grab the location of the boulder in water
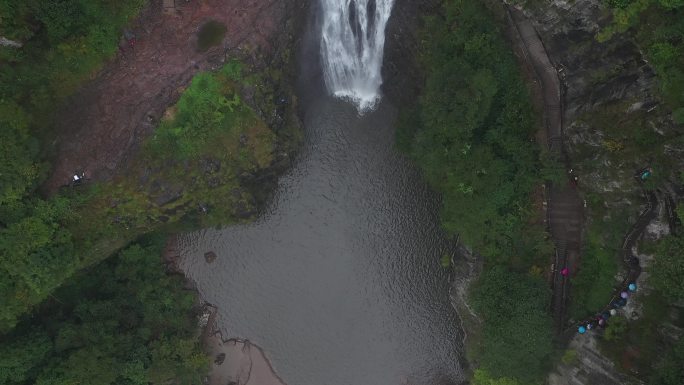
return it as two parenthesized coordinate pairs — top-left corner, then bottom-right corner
(204, 251), (218, 263)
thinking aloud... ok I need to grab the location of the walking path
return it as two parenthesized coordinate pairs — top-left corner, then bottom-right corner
(506, 1), (683, 336)
(505, 5), (583, 333)
(618, 188), (656, 277)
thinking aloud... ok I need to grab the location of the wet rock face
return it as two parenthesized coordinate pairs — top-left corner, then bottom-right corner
(381, 0), (441, 107)
(524, 1), (656, 115)
(549, 332), (640, 385)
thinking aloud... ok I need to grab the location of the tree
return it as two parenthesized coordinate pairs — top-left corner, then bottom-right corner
(650, 338), (684, 385)
(400, 0), (541, 262)
(603, 316), (628, 341)
(599, 0), (684, 116)
(0, 331), (52, 385)
(0, 0), (149, 329)
(1, 239), (208, 385)
(0, 101), (41, 206)
(472, 369), (524, 385)
(676, 205), (684, 223)
(398, 2), (554, 381)
(650, 234), (684, 302)
(470, 266), (554, 383)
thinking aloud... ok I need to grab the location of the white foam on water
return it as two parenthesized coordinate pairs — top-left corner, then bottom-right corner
(320, 0), (395, 113)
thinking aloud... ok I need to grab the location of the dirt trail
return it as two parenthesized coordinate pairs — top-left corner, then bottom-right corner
(44, 0), (289, 194)
(505, 5), (583, 332)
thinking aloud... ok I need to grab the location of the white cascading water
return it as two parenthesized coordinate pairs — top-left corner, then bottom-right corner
(320, 0), (395, 112)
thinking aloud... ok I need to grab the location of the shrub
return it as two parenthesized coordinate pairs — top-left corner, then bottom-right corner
(470, 266), (554, 382)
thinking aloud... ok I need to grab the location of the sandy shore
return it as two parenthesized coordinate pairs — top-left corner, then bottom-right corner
(164, 238), (287, 385)
(202, 307), (288, 385)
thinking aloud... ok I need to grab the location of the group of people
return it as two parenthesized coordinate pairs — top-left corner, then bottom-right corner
(118, 30), (137, 55)
(576, 166), (651, 334)
(577, 282), (637, 334)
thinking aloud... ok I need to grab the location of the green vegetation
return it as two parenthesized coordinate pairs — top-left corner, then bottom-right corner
(472, 369), (524, 385)
(0, 2), (300, 382)
(399, 0), (554, 383)
(561, 0), (684, 322)
(0, 0), (227, 376)
(1, 1), (298, 383)
(90, 60), (279, 231)
(560, 349), (578, 365)
(1, 0), (146, 331)
(1, 57), (282, 331)
(568, 211), (624, 320)
(440, 253), (452, 268)
(599, 0), (684, 123)
(597, 209), (684, 378)
(603, 315), (628, 341)
(651, 338), (684, 385)
(470, 267), (554, 382)
(398, 0), (546, 265)
(578, 2), (684, 381)
(0, 237), (208, 385)
(650, 232), (684, 301)
(562, 0), (684, 322)
(598, 291), (674, 377)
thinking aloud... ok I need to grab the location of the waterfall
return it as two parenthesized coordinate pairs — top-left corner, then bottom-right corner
(319, 0), (395, 112)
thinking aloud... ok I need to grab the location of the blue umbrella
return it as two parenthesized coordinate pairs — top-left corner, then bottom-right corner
(578, 326), (586, 334)
(628, 283), (637, 292)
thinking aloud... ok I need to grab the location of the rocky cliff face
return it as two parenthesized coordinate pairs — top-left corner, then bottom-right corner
(383, 0), (682, 383)
(46, 0), (307, 195)
(514, 1), (682, 383)
(386, 0), (684, 203)
(516, 0), (682, 213)
(381, 0), (441, 108)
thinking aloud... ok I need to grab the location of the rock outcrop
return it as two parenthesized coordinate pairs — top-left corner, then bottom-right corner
(511, 1), (682, 383)
(514, 0), (682, 210)
(45, 0), (307, 195)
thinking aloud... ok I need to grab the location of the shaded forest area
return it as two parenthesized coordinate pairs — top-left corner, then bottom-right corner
(402, 0), (684, 384)
(1, 0), (147, 331)
(0, 237), (207, 385)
